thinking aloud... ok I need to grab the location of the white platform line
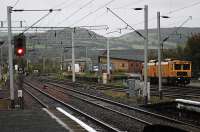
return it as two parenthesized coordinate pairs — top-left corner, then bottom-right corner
(43, 108), (73, 132)
(175, 99), (200, 106)
(56, 107), (97, 132)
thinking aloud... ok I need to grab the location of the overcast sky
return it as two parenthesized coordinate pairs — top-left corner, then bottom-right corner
(0, 0), (200, 36)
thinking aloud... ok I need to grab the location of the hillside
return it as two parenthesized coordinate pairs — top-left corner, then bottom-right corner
(115, 27), (200, 49)
(0, 27), (200, 64)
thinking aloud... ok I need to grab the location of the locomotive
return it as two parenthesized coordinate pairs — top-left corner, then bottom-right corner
(145, 59), (192, 85)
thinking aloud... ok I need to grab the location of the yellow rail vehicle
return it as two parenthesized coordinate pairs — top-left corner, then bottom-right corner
(147, 59), (192, 85)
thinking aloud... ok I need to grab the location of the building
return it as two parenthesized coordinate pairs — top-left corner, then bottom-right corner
(99, 49), (144, 73)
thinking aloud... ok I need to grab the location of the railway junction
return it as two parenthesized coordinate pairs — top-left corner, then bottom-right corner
(0, 74), (200, 132)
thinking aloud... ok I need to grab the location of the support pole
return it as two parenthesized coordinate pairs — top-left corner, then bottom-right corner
(1, 21), (3, 28)
(107, 38), (110, 79)
(85, 47), (88, 72)
(60, 41), (63, 71)
(71, 29), (75, 82)
(18, 57), (24, 109)
(0, 46), (2, 80)
(157, 12), (163, 99)
(43, 57), (45, 72)
(144, 5), (149, 104)
(7, 6), (15, 108)
(43, 33), (48, 72)
(20, 21), (23, 28)
(62, 42), (65, 70)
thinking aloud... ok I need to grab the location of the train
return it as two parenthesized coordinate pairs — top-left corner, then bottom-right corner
(145, 59), (192, 85)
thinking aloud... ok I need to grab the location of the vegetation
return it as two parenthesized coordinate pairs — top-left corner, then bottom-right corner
(149, 33), (200, 77)
(27, 58), (60, 74)
(78, 72), (97, 77)
(108, 81), (126, 87)
(167, 33), (200, 76)
(184, 33), (200, 75)
(102, 90), (172, 104)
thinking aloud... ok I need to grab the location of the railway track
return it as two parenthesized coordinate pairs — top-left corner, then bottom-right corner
(25, 77), (200, 132)
(151, 85), (200, 100)
(38, 76), (200, 102)
(23, 81), (121, 132)
(38, 76), (200, 99)
(38, 76), (123, 90)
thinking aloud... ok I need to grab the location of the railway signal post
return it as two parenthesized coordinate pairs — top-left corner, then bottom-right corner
(14, 34), (26, 109)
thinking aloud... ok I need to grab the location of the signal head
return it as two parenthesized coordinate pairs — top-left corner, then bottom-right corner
(14, 34), (26, 57)
(17, 48), (24, 56)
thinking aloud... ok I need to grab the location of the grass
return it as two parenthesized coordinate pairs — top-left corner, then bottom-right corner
(0, 99), (10, 109)
(78, 72), (97, 78)
(102, 90), (142, 104)
(0, 74), (8, 89)
(191, 79), (200, 83)
(53, 72), (172, 105)
(102, 89), (172, 105)
(112, 72), (127, 76)
(0, 80), (4, 89)
(107, 81), (127, 88)
(103, 90), (127, 98)
(55, 72), (66, 80)
(148, 96), (173, 104)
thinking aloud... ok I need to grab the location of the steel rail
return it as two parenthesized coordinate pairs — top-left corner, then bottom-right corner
(44, 84), (152, 125)
(24, 81), (122, 132)
(45, 80), (200, 129)
(24, 88), (49, 108)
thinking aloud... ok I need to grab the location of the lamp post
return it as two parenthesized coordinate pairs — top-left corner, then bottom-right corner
(157, 12), (170, 100)
(157, 12), (162, 100)
(71, 28), (75, 82)
(134, 5), (149, 104)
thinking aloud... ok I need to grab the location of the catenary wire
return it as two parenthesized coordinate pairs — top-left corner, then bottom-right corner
(56, 0), (95, 26)
(69, 0), (116, 27)
(12, 0), (20, 8)
(22, 11), (53, 34)
(130, 0), (200, 28)
(59, 0), (85, 10)
(167, 0), (200, 14)
(51, 0), (73, 9)
(113, 0), (145, 10)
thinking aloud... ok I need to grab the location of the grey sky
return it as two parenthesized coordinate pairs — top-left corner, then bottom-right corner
(0, 0), (200, 36)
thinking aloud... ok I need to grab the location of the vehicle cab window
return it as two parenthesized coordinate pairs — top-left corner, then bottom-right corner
(174, 64), (181, 70)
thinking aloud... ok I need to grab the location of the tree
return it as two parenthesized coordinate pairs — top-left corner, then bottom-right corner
(163, 49), (178, 59)
(184, 33), (200, 75)
(176, 45), (184, 59)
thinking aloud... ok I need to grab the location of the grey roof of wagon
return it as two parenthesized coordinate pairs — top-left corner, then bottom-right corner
(100, 49), (145, 62)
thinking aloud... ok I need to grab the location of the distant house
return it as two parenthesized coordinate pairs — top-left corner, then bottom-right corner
(98, 49), (144, 73)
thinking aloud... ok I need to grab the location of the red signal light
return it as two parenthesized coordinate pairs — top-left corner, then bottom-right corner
(17, 48), (24, 56)
(14, 34), (26, 56)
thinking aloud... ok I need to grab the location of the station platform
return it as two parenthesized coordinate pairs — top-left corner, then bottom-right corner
(0, 109), (69, 132)
(0, 88), (92, 132)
